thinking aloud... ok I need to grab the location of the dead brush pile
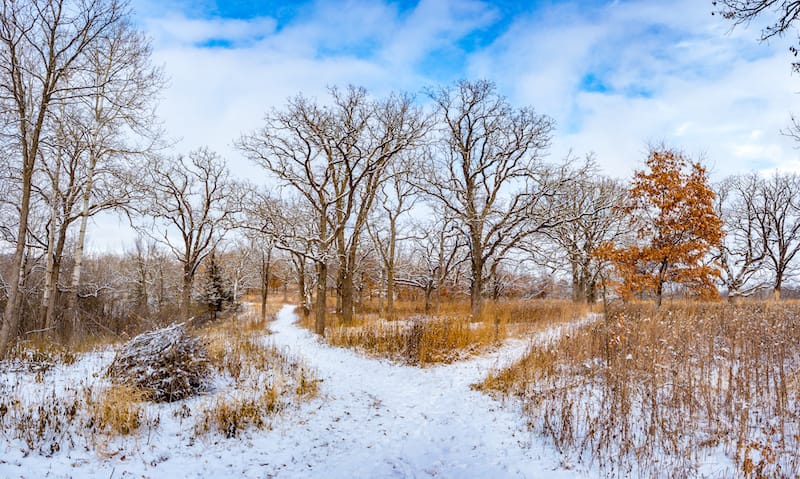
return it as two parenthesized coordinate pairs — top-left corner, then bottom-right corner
(107, 323), (210, 402)
(480, 301), (800, 478)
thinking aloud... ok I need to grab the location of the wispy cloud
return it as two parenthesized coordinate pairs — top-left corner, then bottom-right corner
(129, 0), (800, 179)
(468, 0), (799, 177)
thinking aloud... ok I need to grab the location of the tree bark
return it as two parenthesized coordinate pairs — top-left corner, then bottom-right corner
(181, 268), (192, 321)
(340, 269), (355, 324)
(470, 245), (484, 319)
(260, 248), (271, 322)
(315, 261), (327, 336)
(67, 149), (97, 323)
(386, 267), (395, 320)
(0, 167), (34, 359)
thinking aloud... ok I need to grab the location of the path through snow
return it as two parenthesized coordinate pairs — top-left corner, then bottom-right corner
(259, 305), (589, 478)
(0, 305), (592, 478)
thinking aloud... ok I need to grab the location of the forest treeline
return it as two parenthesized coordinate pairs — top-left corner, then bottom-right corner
(0, 0), (799, 356)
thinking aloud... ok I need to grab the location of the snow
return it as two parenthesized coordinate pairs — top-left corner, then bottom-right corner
(0, 305), (592, 478)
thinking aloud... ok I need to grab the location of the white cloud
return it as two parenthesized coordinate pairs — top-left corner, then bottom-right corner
(87, 0), (800, 251)
(134, 0), (496, 177)
(466, 0), (800, 179)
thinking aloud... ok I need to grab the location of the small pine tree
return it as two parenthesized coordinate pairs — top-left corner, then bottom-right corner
(198, 251), (232, 319)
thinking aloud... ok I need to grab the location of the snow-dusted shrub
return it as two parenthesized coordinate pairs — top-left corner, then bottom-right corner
(107, 323), (210, 402)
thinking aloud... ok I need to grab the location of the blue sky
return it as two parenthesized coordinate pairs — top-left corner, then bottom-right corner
(129, 0), (800, 178)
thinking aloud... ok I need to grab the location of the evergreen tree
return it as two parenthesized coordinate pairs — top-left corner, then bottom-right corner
(198, 251), (232, 319)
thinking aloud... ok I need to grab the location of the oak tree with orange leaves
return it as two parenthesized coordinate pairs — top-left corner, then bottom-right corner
(598, 147), (723, 307)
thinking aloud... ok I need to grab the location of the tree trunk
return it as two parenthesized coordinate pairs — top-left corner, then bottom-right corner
(335, 272), (342, 314)
(297, 256), (307, 315)
(135, 251), (149, 317)
(434, 285), (441, 315)
(0, 163), (35, 359)
(386, 267), (395, 320)
(470, 256), (484, 319)
(41, 199), (58, 332)
(44, 221), (70, 336)
(469, 224), (484, 319)
(260, 248), (271, 322)
(181, 268), (192, 320)
(340, 269), (355, 324)
(655, 259), (668, 308)
(44, 260), (63, 336)
(67, 151), (97, 322)
(655, 279), (663, 308)
(774, 271), (783, 301)
(315, 261), (327, 335)
(424, 286), (432, 315)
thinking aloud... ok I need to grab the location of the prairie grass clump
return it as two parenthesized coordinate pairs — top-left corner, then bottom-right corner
(195, 388), (280, 438)
(480, 301), (800, 478)
(86, 384), (152, 436)
(327, 315), (498, 365)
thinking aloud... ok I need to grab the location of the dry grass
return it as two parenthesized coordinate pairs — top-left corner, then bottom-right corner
(6, 340), (78, 376)
(86, 384), (151, 436)
(305, 299), (592, 365)
(480, 301), (800, 478)
(194, 305), (318, 437)
(194, 388), (281, 438)
(0, 301), (318, 454)
(0, 381), (159, 457)
(327, 315), (498, 365)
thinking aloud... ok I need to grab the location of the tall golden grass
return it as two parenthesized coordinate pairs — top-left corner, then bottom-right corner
(304, 299), (593, 365)
(480, 301), (800, 478)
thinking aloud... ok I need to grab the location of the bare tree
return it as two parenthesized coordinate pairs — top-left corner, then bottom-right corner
(366, 158), (418, 319)
(714, 1), (800, 70)
(239, 86), (428, 334)
(398, 213), (467, 314)
(539, 171), (627, 303)
(216, 238), (261, 307)
(714, 174), (769, 300)
(136, 149), (240, 320)
(419, 80), (566, 319)
(751, 172), (800, 300)
(0, 0), (130, 358)
(66, 18), (164, 317)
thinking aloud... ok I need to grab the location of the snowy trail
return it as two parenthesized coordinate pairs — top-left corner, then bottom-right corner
(0, 305), (592, 479)
(260, 305), (588, 479)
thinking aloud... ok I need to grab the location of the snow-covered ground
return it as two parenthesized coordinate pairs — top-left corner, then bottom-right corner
(1, 305), (592, 478)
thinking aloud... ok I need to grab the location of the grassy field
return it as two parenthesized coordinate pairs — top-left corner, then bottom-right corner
(300, 299), (595, 365)
(479, 301), (800, 478)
